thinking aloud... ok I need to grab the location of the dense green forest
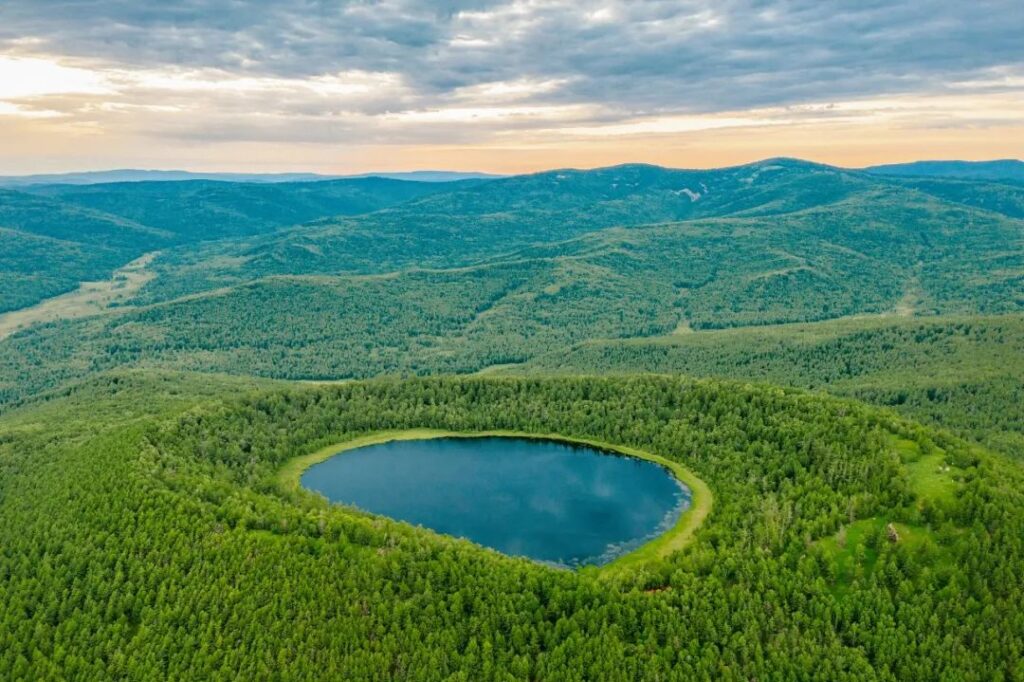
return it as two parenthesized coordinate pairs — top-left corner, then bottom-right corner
(126, 160), (1024, 304)
(1, 159), (1022, 679)
(0, 178), (462, 312)
(1, 162), (1021, 413)
(1, 160), (1021, 459)
(2, 374), (1022, 680)
(510, 314), (1024, 458)
(25, 177), (474, 241)
(882, 177), (1024, 219)
(0, 190), (170, 312)
(866, 159), (1024, 182)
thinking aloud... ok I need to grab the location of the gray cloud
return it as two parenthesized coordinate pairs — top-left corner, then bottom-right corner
(1, 0), (1022, 147)
(2, 0), (1021, 110)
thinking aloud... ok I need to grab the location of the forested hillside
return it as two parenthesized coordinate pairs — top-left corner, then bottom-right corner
(126, 159), (943, 301)
(2, 0), (1020, 674)
(0, 190), (171, 313)
(1, 190), (1020, 393)
(510, 314), (1024, 458)
(883, 177), (1024, 219)
(25, 177), (471, 241)
(2, 374), (1022, 680)
(1, 158), (1022, 680)
(866, 159), (1024, 182)
(1, 160), (1021, 458)
(0, 177), (462, 312)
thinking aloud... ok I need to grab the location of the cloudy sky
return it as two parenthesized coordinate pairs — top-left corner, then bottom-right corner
(0, 0), (1021, 174)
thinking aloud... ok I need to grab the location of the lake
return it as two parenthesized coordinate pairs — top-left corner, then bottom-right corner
(301, 436), (690, 567)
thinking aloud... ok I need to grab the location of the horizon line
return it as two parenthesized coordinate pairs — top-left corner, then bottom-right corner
(1, 156), (1021, 181)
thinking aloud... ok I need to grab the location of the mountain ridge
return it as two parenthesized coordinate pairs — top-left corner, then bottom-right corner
(7, 156), (1023, 188)
(866, 159), (1024, 182)
(0, 169), (505, 187)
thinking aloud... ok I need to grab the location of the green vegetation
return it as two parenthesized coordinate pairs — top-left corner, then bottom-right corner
(866, 159), (1024, 182)
(885, 176), (1024, 219)
(0, 190), (167, 313)
(127, 160), (1024, 310)
(0, 257), (672, 405)
(1, 161), (1020, 458)
(510, 314), (1024, 458)
(0, 252), (156, 340)
(1, 160), (1022, 678)
(26, 177), (469, 241)
(2, 374), (1022, 679)
(0, 177), (461, 312)
(2, 173), (1021, 410)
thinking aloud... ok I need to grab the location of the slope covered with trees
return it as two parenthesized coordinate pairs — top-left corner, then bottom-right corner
(883, 176), (1024, 219)
(1, 178), (1020, 411)
(2, 158), (1023, 680)
(511, 314), (1024, 458)
(122, 159), (906, 301)
(123, 159), (1021, 306)
(866, 159), (1024, 182)
(0, 190), (172, 313)
(0, 177), (468, 313)
(1, 373), (1021, 680)
(25, 177), (471, 241)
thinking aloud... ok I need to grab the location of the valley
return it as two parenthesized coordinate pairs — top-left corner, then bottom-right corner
(2, 159), (1020, 458)
(0, 251), (157, 340)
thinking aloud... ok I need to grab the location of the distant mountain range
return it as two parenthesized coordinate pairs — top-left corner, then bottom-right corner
(3, 159), (1022, 188)
(0, 169), (505, 187)
(1, 155), (1022, 408)
(865, 159), (1024, 182)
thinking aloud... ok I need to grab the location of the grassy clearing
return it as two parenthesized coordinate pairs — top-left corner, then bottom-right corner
(276, 428), (712, 575)
(819, 516), (947, 595)
(906, 451), (959, 505)
(891, 436), (959, 505)
(817, 435), (963, 594)
(820, 518), (886, 592)
(0, 251), (157, 339)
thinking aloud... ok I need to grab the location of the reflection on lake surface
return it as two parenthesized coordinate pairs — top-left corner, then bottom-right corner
(301, 437), (690, 567)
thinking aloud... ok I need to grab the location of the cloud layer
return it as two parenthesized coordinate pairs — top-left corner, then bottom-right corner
(0, 0), (1021, 171)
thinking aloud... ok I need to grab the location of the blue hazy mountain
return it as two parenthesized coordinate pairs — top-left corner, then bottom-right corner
(866, 159), (1024, 182)
(0, 169), (504, 187)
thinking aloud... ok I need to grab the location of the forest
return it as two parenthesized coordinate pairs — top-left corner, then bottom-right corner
(512, 314), (1024, 458)
(0, 159), (1022, 680)
(1, 162), (1022, 415)
(2, 0), (1023, 674)
(1, 373), (1022, 680)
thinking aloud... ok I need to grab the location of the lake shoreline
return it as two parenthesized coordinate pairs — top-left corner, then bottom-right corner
(276, 428), (712, 574)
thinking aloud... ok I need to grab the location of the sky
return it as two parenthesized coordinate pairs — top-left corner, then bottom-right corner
(0, 0), (1021, 174)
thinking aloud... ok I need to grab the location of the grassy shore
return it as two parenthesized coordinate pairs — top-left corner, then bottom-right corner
(276, 428), (713, 575)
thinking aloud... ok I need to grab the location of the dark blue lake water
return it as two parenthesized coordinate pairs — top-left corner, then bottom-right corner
(301, 436), (690, 567)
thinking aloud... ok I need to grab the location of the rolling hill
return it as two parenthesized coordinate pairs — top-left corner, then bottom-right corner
(0, 158), (1020, 455)
(24, 176), (477, 241)
(129, 158), (1022, 303)
(0, 169), (502, 186)
(2, 158), (1023, 681)
(875, 176), (1024, 219)
(866, 159), (1024, 182)
(0, 190), (172, 313)
(0, 177), (475, 312)
(0, 159), (1020, 463)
